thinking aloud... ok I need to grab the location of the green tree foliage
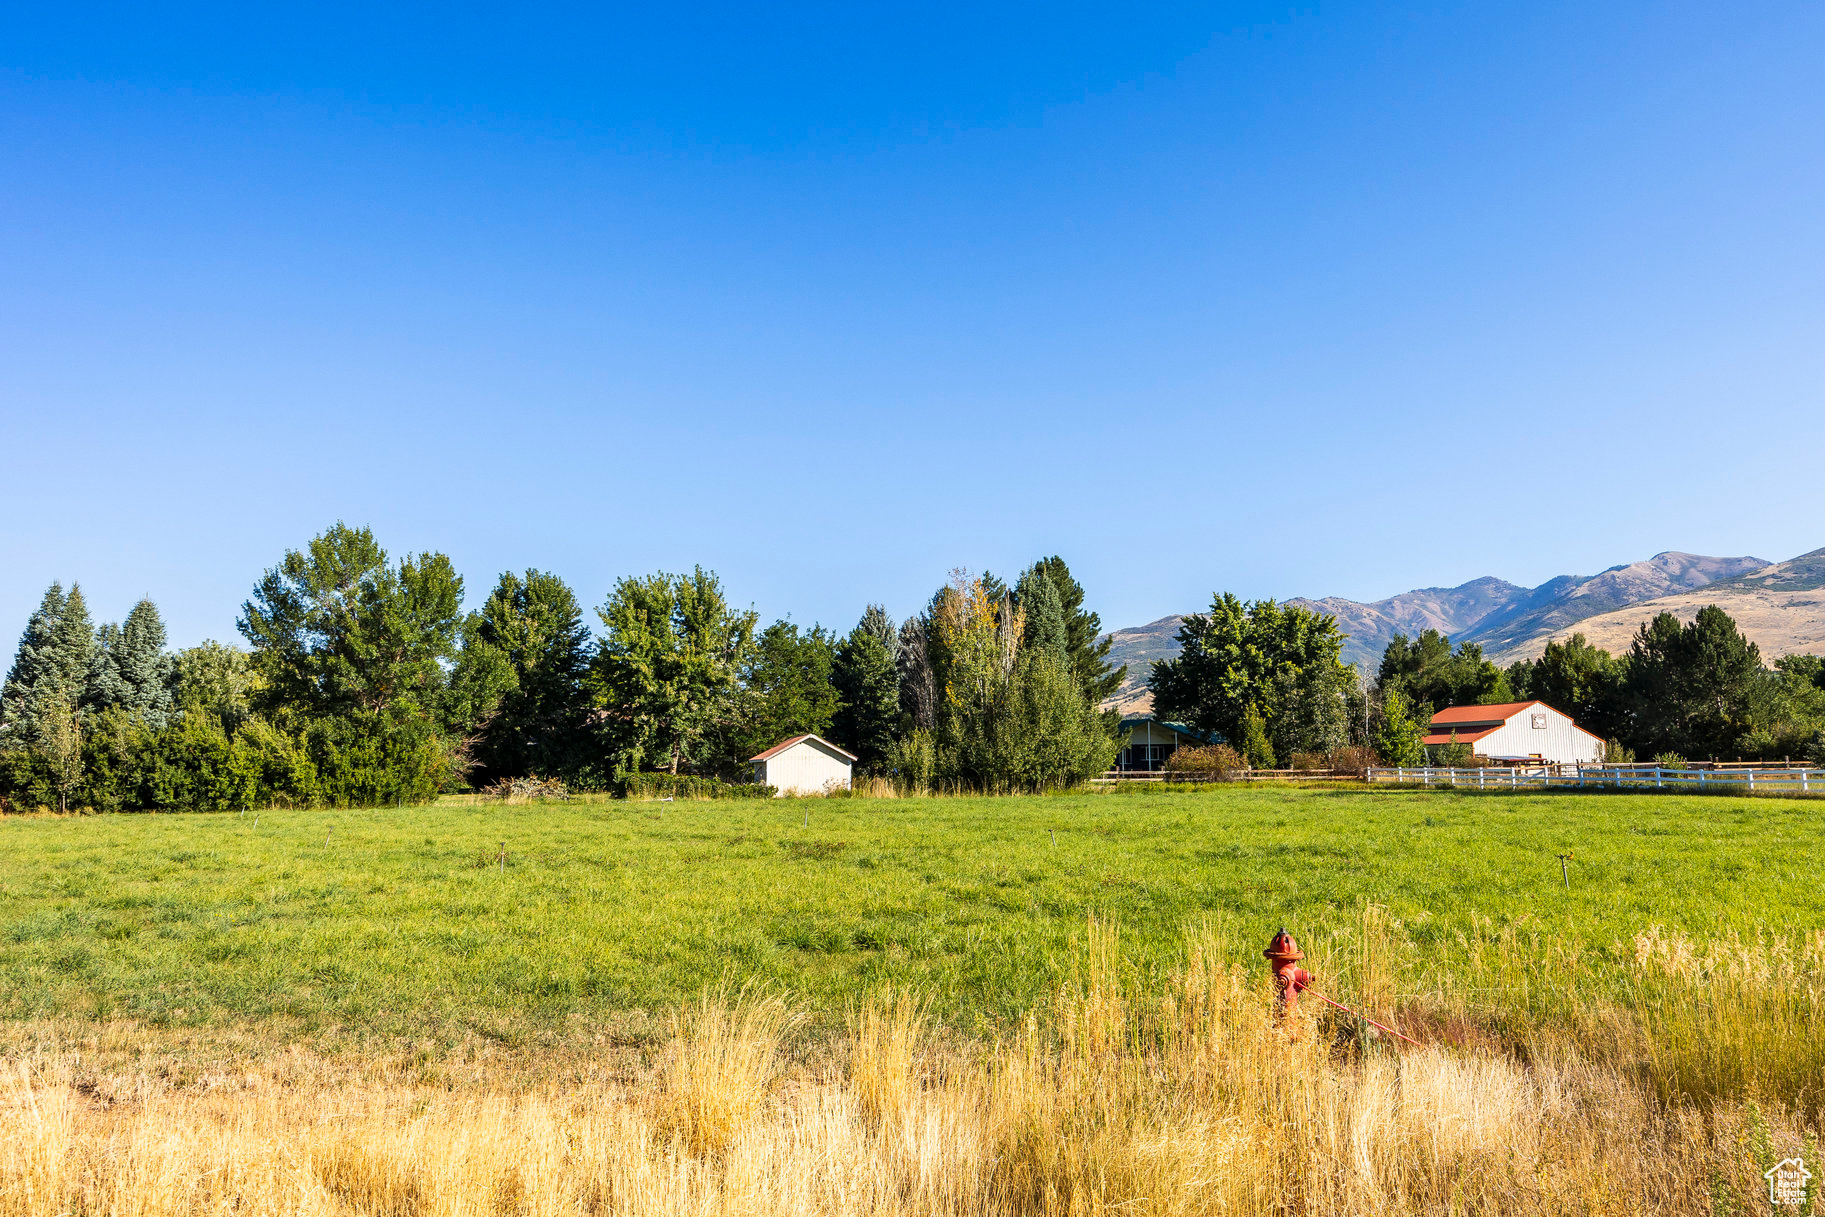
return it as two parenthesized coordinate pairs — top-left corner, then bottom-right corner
(891, 572), (1121, 790)
(1236, 703), (1275, 769)
(238, 523), (464, 722)
(1375, 687), (1427, 765)
(86, 598), (176, 725)
(1148, 594), (1355, 756)
(1027, 556), (1125, 704)
(1508, 633), (1626, 739)
(592, 567), (757, 775)
(830, 607), (901, 773)
(1430, 729), (1474, 767)
(1377, 629), (1510, 713)
(1625, 607), (1771, 760)
(1014, 564), (1067, 658)
(171, 641), (258, 729)
(717, 620), (840, 772)
(464, 570), (596, 784)
(0, 583), (68, 748)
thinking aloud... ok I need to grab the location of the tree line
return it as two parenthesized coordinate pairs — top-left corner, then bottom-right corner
(1148, 595), (1825, 767)
(0, 524), (1127, 811)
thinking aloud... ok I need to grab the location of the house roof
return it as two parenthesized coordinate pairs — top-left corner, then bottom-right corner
(1117, 714), (1217, 744)
(749, 733), (859, 764)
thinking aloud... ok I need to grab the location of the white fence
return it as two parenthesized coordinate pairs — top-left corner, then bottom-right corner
(1365, 765), (1825, 795)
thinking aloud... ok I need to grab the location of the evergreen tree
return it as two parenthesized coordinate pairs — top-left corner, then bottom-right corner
(465, 570), (596, 783)
(87, 599), (175, 725)
(1625, 607), (1768, 759)
(831, 612), (901, 773)
(1027, 557), (1125, 704)
(859, 603), (899, 659)
(1, 583), (68, 747)
(1015, 564), (1068, 658)
(46, 584), (96, 712)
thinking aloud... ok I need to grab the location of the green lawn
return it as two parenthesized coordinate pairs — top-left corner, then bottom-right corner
(0, 786), (1817, 1046)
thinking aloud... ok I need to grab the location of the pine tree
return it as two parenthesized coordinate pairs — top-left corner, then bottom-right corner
(1027, 557), (1125, 704)
(1015, 565), (1068, 658)
(87, 599), (175, 725)
(46, 585), (97, 710)
(859, 604), (899, 660)
(1, 583), (67, 746)
(831, 613), (902, 773)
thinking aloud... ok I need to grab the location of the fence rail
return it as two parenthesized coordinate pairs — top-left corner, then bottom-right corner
(1364, 765), (1825, 794)
(1095, 768), (1357, 784)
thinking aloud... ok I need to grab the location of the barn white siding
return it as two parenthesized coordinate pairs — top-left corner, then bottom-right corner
(1472, 706), (1603, 764)
(752, 736), (854, 795)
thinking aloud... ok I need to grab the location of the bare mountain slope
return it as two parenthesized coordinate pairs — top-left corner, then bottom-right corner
(1467, 552), (1769, 660)
(1100, 549), (1785, 708)
(1506, 548), (1825, 663)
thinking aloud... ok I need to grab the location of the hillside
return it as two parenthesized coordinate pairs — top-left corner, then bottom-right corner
(1504, 548), (1825, 662)
(1101, 548), (1793, 709)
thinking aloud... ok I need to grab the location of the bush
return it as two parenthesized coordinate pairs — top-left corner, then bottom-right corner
(1653, 753), (1688, 770)
(304, 711), (448, 807)
(622, 772), (776, 800)
(1165, 743), (1243, 780)
(1604, 738), (1636, 764)
(485, 775), (569, 802)
(1287, 750), (1329, 771)
(1327, 744), (1379, 777)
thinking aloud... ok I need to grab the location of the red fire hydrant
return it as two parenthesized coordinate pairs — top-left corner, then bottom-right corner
(1263, 927), (1312, 1013)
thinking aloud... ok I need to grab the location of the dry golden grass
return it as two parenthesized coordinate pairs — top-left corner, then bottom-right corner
(4, 917), (1819, 1215)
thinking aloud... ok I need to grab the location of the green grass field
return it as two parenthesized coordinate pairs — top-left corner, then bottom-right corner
(0, 786), (1818, 1048)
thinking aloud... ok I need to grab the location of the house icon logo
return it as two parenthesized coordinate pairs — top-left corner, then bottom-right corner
(1765, 1157), (1812, 1207)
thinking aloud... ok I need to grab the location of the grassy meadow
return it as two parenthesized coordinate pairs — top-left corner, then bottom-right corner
(0, 784), (1818, 1044)
(3, 784), (1822, 1215)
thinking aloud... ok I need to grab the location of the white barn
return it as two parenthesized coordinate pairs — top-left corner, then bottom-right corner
(750, 733), (856, 796)
(1425, 700), (1604, 766)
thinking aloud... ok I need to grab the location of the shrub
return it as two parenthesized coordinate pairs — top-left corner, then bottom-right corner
(1653, 753), (1688, 769)
(1287, 750), (1329, 771)
(623, 772), (775, 800)
(1605, 738), (1637, 764)
(485, 775), (569, 802)
(1327, 744), (1379, 777)
(1165, 743), (1243, 780)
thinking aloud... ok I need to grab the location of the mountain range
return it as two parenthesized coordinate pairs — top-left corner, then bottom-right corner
(1104, 547), (1825, 711)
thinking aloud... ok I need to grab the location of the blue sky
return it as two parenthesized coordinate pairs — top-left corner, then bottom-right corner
(3, 2), (1822, 648)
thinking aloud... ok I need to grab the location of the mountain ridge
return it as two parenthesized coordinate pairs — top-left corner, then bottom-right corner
(1103, 548), (1803, 710)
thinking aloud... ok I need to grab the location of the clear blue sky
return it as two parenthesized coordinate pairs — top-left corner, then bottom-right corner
(3, 2), (1822, 648)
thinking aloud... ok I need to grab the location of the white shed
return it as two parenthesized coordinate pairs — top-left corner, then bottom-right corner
(1425, 700), (1605, 766)
(750, 733), (856, 796)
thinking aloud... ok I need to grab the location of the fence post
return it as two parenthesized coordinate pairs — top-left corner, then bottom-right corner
(1748, 770), (1755, 794)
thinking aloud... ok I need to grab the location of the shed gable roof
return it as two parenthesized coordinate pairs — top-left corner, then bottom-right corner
(750, 733), (859, 764)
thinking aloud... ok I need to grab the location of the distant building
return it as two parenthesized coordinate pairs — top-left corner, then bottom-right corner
(1424, 701), (1604, 766)
(1115, 714), (1216, 771)
(750, 733), (856, 795)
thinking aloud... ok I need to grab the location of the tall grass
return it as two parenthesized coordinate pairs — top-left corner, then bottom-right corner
(3, 915), (1817, 1215)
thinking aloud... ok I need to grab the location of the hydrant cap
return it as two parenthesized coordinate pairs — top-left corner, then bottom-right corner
(1262, 927), (1304, 963)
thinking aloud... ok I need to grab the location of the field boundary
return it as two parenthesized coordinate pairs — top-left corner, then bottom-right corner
(1365, 764), (1825, 795)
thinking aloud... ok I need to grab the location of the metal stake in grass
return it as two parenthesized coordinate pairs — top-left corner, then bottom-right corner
(1049, 829), (1056, 847)
(499, 842), (506, 874)
(1557, 851), (1573, 892)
